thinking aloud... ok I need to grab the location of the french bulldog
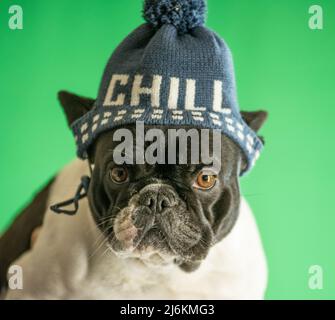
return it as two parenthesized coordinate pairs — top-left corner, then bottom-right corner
(0, 91), (268, 299)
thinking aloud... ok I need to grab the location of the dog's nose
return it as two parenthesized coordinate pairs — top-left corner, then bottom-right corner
(139, 185), (177, 213)
(143, 193), (175, 213)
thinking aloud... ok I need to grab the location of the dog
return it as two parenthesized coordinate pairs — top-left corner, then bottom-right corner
(0, 91), (268, 299)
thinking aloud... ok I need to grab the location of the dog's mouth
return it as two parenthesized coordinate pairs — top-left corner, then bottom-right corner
(110, 227), (176, 265)
(106, 204), (210, 265)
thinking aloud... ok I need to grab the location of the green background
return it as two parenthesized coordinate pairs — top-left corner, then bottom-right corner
(0, 0), (334, 299)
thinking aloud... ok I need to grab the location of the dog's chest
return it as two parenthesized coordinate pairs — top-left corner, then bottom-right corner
(59, 249), (228, 300)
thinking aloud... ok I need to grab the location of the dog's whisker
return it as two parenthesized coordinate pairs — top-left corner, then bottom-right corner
(89, 236), (109, 260)
(88, 227), (112, 260)
(242, 193), (265, 198)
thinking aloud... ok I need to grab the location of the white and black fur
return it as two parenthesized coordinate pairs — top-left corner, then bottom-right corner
(1, 92), (268, 299)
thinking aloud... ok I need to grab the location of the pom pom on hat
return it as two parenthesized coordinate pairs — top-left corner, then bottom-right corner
(143, 0), (207, 34)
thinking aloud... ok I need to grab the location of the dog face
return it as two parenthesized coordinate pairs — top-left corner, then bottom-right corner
(88, 126), (241, 271)
(58, 91), (267, 271)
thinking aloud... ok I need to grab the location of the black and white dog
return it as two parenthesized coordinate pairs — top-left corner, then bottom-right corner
(0, 91), (268, 299)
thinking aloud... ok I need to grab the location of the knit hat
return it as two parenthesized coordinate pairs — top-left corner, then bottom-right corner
(70, 0), (264, 174)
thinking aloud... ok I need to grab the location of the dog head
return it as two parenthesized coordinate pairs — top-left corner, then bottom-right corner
(58, 91), (267, 271)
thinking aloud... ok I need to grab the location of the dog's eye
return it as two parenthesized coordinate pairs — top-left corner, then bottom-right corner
(109, 167), (128, 184)
(194, 171), (217, 190)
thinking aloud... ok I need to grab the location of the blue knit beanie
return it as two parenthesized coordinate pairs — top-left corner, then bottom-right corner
(71, 0), (263, 173)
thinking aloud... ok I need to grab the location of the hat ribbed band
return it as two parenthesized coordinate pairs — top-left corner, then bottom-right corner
(71, 106), (263, 175)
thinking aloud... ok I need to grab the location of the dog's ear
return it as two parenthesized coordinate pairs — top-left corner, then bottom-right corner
(239, 110), (268, 172)
(58, 91), (95, 127)
(241, 110), (268, 133)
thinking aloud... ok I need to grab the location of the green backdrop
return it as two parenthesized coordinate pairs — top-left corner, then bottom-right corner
(1, 0), (334, 299)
